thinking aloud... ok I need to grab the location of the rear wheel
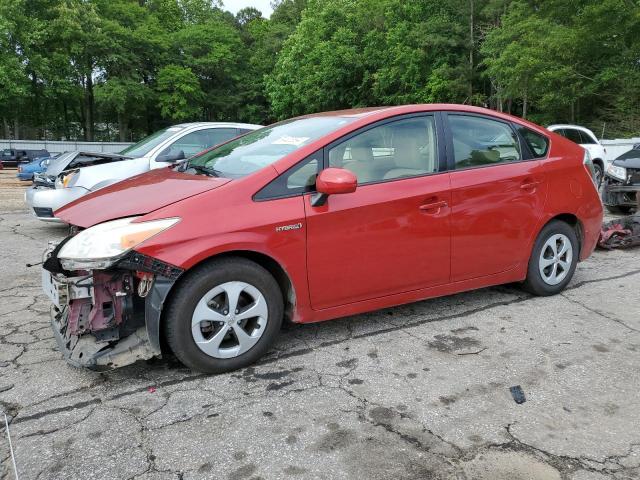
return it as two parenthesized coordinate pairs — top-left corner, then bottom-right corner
(522, 220), (578, 296)
(164, 257), (283, 373)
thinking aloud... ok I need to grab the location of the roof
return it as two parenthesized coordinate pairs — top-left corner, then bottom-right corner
(547, 124), (595, 133)
(172, 122), (263, 129)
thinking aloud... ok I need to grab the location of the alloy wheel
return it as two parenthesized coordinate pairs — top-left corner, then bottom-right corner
(191, 281), (268, 359)
(538, 233), (573, 286)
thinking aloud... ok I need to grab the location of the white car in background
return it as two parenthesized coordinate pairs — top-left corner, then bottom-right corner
(547, 124), (608, 186)
(25, 122), (262, 222)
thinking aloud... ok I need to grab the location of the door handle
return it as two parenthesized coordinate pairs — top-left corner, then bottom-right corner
(419, 200), (448, 213)
(520, 180), (541, 190)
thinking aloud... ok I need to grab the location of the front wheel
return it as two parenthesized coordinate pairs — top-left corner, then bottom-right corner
(164, 257), (284, 373)
(522, 220), (579, 296)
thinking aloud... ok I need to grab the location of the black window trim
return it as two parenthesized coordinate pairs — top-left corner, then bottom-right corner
(443, 111), (541, 172)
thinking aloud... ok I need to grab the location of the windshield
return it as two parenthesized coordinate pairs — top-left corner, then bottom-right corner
(120, 127), (185, 158)
(186, 116), (356, 178)
(616, 148), (640, 160)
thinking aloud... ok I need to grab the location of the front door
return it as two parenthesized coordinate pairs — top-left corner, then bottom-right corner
(305, 114), (451, 310)
(445, 113), (547, 281)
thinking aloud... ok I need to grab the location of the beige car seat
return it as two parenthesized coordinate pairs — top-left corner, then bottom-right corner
(384, 126), (435, 179)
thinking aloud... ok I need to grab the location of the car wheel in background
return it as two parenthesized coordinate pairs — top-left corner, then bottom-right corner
(522, 220), (579, 296)
(164, 257), (284, 373)
(593, 163), (603, 187)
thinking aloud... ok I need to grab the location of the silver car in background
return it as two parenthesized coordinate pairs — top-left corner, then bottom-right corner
(25, 122), (262, 222)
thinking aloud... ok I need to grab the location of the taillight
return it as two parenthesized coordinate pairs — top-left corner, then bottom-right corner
(583, 149), (597, 186)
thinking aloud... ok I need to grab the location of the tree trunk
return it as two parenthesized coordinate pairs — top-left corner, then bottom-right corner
(570, 101), (575, 123)
(2, 118), (10, 139)
(522, 80), (528, 119)
(13, 118), (20, 140)
(84, 71), (95, 141)
(117, 111), (128, 142)
(62, 101), (69, 140)
(78, 98), (87, 141)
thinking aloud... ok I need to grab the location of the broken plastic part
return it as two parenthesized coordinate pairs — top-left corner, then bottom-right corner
(510, 385), (526, 404)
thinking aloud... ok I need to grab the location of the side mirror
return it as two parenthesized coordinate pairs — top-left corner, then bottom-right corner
(156, 150), (186, 163)
(311, 168), (357, 207)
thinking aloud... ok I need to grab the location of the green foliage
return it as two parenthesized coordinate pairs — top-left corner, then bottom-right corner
(1, 0), (639, 140)
(265, 0), (474, 118)
(157, 65), (204, 120)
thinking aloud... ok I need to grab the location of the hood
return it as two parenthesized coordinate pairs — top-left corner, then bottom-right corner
(46, 151), (131, 177)
(613, 156), (640, 169)
(55, 167), (230, 228)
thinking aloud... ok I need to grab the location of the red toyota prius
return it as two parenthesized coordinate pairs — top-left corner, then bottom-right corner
(44, 104), (603, 372)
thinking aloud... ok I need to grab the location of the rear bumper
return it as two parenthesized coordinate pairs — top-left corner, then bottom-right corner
(25, 185), (88, 222)
(17, 172), (34, 181)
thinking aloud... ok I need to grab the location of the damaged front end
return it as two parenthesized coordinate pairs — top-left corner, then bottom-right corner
(42, 225), (183, 370)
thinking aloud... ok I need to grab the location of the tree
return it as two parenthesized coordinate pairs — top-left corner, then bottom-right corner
(266, 0), (471, 119)
(156, 65), (204, 120)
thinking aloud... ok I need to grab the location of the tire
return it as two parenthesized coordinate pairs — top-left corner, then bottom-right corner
(164, 257), (284, 373)
(522, 220), (579, 296)
(605, 205), (634, 215)
(593, 162), (603, 188)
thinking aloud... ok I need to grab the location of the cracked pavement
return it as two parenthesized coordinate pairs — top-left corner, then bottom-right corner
(1, 170), (639, 480)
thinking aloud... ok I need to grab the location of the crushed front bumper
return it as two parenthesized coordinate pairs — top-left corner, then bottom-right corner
(43, 243), (183, 370)
(602, 175), (639, 208)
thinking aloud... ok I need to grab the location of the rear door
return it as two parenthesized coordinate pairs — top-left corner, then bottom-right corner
(445, 113), (547, 282)
(305, 114), (451, 310)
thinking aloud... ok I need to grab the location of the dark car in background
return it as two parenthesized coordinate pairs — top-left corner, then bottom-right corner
(1, 148), (49, 167)
(602, 144), (640, 214)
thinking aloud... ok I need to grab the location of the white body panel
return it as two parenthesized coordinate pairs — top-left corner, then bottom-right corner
(25, 122), (262, 222)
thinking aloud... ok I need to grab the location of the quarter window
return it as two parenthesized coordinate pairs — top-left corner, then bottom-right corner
(518, 127), (549, 158)
(254, 152), (321, 200)
(449, 115), (521, 168)
(328, 116), (438, 184)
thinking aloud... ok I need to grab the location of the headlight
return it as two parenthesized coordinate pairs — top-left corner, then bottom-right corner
(606, 164), (627, 182)
(57, 170), (79, 189)
(58, 217), (180, 270)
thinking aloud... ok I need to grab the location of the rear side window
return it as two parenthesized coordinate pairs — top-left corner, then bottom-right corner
(578, 130), (597, 145)
(449, 115), (521, 168)
(559, 128), (582, 144)
(518, 127), (549, 158)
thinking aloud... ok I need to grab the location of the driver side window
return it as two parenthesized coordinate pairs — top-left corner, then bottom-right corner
(328, 116), (438, 184)
(449, 115), (521, 169)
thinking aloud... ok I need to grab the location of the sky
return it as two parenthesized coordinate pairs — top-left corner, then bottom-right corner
(222, 0), (274, 17)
